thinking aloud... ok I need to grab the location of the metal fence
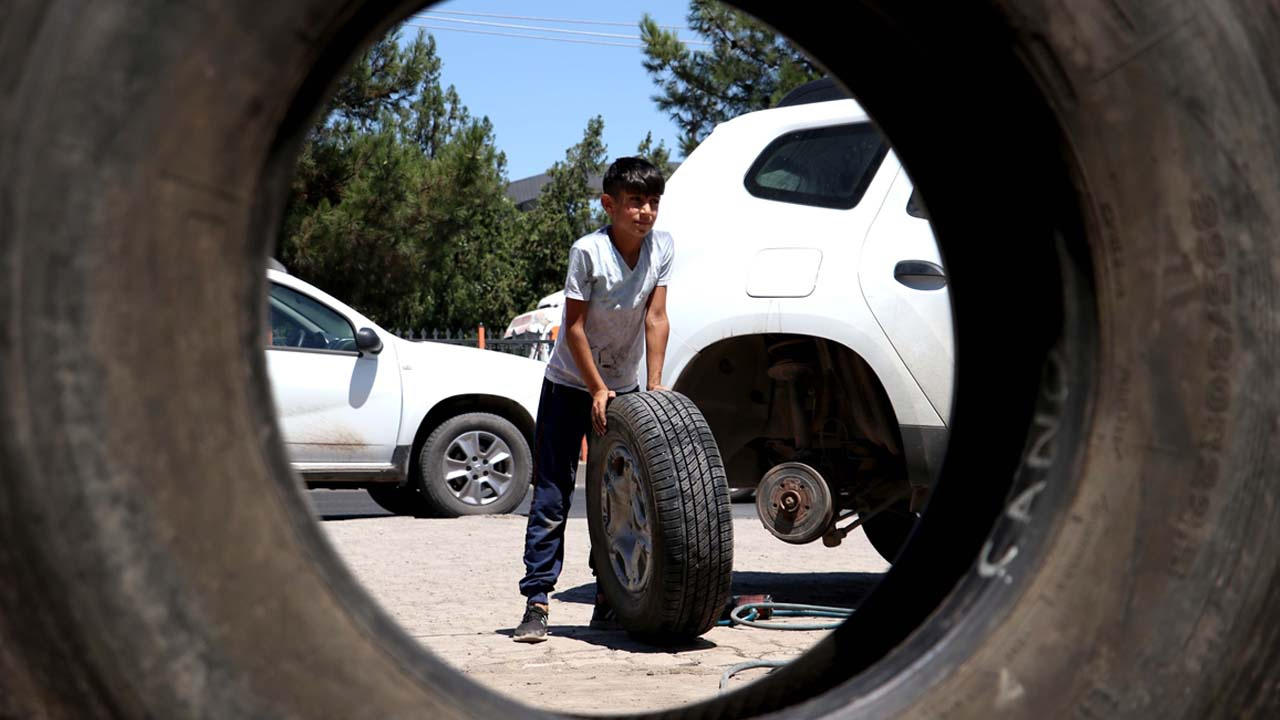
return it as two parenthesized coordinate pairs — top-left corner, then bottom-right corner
(487, 337), (556, 361)
(390, 327), (554, 361)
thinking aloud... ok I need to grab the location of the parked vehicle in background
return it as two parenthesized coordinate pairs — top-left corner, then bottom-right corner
(265, 267), (545, 517)
(501, 289), (563, 361)
(652, 79), (952, 562)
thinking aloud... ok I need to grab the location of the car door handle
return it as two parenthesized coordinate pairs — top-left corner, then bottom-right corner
(893, 260), (947, 291)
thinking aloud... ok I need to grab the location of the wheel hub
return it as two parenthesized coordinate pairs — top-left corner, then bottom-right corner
(756, 462), (834, 544)
(442, 430), (514, 506)
(601, 444), (653, 594)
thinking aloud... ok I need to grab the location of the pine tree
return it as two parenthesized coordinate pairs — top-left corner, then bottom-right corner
(635, 132), (673, 177)
(279, 28), (524, 331)
(640, 1), (821, 156)
(514, 117), (609, 301)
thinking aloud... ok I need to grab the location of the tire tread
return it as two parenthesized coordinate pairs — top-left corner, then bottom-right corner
(591, 392), (733, 639)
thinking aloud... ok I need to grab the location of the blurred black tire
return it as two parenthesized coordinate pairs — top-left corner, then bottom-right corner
(861, 500), (917, 564)
(1, 0), (1277, 718)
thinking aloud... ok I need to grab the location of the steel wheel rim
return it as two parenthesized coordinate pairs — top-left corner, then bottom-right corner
(601, 444), (653, 594)
(441, 430), (515, 506)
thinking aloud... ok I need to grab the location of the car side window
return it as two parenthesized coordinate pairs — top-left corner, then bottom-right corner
(744, 123), (888, 210)
(268, 283), (358, 352)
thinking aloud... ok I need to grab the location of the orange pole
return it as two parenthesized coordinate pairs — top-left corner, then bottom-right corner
(580, 436), (588, 462)
(477, 323), (486, 350)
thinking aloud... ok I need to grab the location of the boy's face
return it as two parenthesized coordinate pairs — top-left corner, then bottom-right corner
(602, 190), (661, 242)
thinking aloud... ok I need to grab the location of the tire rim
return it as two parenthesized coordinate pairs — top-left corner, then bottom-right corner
(601, 444), (653, 594)
(441, 430), (515, 506)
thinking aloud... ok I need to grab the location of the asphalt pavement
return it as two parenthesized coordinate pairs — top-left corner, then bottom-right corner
(306, 467), (761, 521)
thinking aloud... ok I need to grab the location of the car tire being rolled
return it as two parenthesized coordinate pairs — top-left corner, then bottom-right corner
(417, 412), (531, 517)
(586, 391), (734, 642)
(2, 1), (1279, 718)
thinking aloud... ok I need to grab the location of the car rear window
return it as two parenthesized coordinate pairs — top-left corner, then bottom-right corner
(744, 123), (887, 210)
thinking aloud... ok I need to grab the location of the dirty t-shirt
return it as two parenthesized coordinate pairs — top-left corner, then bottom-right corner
(544, 227), (674, 392)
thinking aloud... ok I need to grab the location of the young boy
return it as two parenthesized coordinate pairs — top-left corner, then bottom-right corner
(513, 157), (673, 643)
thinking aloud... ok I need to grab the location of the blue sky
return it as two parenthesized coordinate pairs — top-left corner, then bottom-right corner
(405, 0), (698, 181)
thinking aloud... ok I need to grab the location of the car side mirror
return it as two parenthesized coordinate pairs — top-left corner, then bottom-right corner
(355, 327), (383, 355)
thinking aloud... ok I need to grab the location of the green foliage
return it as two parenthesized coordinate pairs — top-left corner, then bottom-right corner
(279, 26), (685, 330)
(513, 117), (609, 300)
(508, 122), (678, 308)
(635, 132), (673, 176)
(640, 0), (822, 156)
(279, 28), (524, 332)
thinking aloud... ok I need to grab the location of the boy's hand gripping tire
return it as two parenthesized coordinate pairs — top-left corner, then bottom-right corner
(4, 1), (1280, 717)
(586, 391), (733, 642)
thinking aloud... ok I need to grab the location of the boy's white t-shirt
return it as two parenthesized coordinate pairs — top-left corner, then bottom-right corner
(544, 227), (674, 392)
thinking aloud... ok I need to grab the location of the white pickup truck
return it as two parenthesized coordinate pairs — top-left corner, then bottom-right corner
(265, 267), (545, 517)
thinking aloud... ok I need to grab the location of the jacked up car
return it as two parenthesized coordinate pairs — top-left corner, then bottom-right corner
(583, 81), (955, 641)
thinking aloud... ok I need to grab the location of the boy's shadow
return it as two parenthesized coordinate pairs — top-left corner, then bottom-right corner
(494, 625), (715, 653)
(499, 570), (885, 651)
(723, 570), (885, 608)
(556, 570), (884, 609)
(495, 582), (715, 652)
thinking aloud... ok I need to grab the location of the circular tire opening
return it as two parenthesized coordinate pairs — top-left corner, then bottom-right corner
(3, 1), (1278, 718)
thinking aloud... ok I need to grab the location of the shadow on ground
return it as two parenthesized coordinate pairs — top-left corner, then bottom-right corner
(531, 571), (884, 652)
(728, 570), (884, 608)
(556, 571), (884, 609)
(494, 625), (717, 652)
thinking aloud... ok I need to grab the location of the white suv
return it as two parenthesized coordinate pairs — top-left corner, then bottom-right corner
(653, 86), (952, 560)
(265, 268), (545, 517)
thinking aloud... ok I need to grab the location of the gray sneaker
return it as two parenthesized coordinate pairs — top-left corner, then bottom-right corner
(513, 604), (549, 643)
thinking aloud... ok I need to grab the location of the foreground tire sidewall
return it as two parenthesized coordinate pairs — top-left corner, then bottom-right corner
(1, 1), (1278, 718)
(418, 412), (531, 517)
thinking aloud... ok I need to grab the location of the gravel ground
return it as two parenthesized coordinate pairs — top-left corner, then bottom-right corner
(316, 490), (889, 715)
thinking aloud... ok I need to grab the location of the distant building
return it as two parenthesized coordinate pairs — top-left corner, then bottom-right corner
(504, 163), (678, 212)
(504, 172), (604, 212)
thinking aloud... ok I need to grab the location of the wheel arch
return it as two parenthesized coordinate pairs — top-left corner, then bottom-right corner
(667, 310), (944, 429)
(405, 394), (536, 487)
(671, 332), (915, 489)
(674, 331), (906, 419)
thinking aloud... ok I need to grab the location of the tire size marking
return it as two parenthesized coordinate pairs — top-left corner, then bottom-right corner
(978, 350), (1067, 586)
(1099, 203), (1128, 300)
(1106, 366), (1132, 462)
(1168, 193), (1232, 580)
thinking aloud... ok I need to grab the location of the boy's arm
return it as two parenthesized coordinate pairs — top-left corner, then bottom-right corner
(563, 298), (614, 434)
(644, 285), (670, 391)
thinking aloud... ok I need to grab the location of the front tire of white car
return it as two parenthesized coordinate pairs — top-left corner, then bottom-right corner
(417, 413), (532, 517)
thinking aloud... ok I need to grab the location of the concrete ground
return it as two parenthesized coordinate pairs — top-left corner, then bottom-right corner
(314, 489), (889, 716)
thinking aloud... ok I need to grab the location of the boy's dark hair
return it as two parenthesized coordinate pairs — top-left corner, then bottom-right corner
(602, 157), (665, 197)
